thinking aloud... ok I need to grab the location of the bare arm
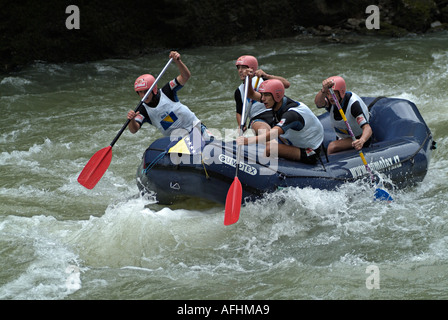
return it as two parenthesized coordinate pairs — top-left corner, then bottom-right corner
(170, 51), (191, 86)
(315, 78), (333, 108)
(255, 69), (290, 89)
(353, 124), (373, 150)
(127, 110), (141, 134)
(236, 112), (243, 123)
(315, 90), (328, 108)
(242, 70), (262, 102)
(237, 126), (284, 145)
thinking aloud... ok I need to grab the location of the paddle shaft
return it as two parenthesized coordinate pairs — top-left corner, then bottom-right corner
(224, 76), (249, 225)
(235, 76), (250, 176)
(329, 88), (375, 183)
(110, 58), (173, 147)
(242, 76), (261, 130)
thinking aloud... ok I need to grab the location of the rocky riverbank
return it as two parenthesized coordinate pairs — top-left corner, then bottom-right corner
(1, 0), (447, 73)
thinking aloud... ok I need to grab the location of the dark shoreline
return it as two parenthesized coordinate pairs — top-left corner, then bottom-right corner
(1, 0), (447, 74)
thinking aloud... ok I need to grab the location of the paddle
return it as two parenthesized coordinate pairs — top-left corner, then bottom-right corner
(329, 88), (393, 201)
(77, 58), (173, 189)
(242, 76), (261, 130)
(224, 75), (250, 225)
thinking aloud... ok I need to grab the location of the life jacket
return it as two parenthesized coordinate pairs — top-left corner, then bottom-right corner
(142, 90), (200, 137)
(329, 92), (369, 139)
(279, 100), (324, 150)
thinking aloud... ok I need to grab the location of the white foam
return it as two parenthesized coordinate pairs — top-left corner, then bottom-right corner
(0, 215), (83, 299)
(0, 76), (32, 86)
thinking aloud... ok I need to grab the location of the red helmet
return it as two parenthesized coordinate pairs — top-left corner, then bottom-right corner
(328, 76), (346, 98)
(258, 79), (284, 103)
(134, 74), (157, 94)
(235, 55), (258, 71)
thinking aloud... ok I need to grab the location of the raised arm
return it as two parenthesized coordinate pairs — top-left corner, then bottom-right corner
(255, 69), (290, 89)
(242, 69), (262, 102)
(315, 78), (334, 108)
(170, 51), (191, 86)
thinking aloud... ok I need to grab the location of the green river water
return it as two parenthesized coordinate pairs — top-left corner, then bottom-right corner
(1, 32), (447, 301)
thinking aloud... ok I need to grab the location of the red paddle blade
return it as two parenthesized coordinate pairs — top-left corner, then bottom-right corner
(224, 177), (243, 225)
(77, 146), (112, 189)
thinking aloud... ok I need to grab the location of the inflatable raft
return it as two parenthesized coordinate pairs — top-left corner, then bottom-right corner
(136, 97), (436, 205)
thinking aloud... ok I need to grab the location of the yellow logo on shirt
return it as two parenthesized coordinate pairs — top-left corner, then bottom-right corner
(161, 112), (178, 130)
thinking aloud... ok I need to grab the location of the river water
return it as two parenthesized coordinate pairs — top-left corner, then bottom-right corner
(1, 31), (447, 301)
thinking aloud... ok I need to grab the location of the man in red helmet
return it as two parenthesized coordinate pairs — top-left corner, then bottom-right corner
(234, 55), (290, 135)
(315, 76), (372, 154)
(237, 73), (324, 164)
(127, 51), (209, 140)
